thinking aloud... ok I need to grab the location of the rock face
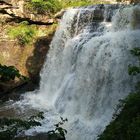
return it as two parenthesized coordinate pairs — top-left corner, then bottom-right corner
(54, 9), (66, 19)
(0, 25), (56, 97)
(0, 0), (57, 98)
(0, 0), (54, 23)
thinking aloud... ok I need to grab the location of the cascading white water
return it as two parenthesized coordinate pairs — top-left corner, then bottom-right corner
(15, 4), (140, 140)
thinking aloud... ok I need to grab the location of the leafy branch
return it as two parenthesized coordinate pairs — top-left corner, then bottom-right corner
(48, 117), (68, 138)
(0, 112), (44, 140)
(0, 64), (27, 82)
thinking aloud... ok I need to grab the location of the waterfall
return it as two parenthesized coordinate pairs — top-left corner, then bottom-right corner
(17, 4), (140, 140)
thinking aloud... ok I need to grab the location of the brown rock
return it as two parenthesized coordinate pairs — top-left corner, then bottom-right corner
(54, 9), (66, 19)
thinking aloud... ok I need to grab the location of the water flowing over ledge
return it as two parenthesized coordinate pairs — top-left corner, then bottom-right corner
(12, 4), (140, 140)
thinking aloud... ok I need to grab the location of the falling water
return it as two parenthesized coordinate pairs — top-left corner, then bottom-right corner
(15, 4), (140, 140)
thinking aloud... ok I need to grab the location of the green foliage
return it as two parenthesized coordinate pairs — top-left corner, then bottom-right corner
(130, 48), (140, 56)
(25, 0), (110, 15)
(128, 65), (140, 75)
(61, 0), (93, 7)
(116, 0), (140, 3)
(0, 112), (44, 140)
(0, 113), (67, 140)
(98, 47), (140, 140)
(128, 48), (140, 75)
(26, 0), (62, 14)
(7, 22), (37, 46)
(48, 117), (68, 138)
(61, 0), (110, 8)
(0, 64), (27, 82)
(98, 93), (140, 140)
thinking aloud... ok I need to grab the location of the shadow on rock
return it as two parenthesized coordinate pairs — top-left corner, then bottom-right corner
(26, 34), (53, 87)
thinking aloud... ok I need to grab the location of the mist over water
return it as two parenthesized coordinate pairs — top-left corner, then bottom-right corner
(14, 5), (140, 140)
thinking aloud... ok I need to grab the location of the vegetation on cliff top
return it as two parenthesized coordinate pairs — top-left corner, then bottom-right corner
(25, 0), (111, 15)
(25, 0), (63, 15)
(0, 0), (111, 20)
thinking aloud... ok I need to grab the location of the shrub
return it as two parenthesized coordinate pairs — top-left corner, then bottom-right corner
(48, 117), (68, 138)
(97, 93), (140, 140)
(26, 0), (62, 15)
(25, 0), (111, 16)
(0, 64), (27, 82)
(7, 22), (37, 46)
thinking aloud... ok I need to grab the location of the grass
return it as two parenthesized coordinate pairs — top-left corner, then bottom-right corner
(7, 21), (37, 46)
(61, 0), (111, 8)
